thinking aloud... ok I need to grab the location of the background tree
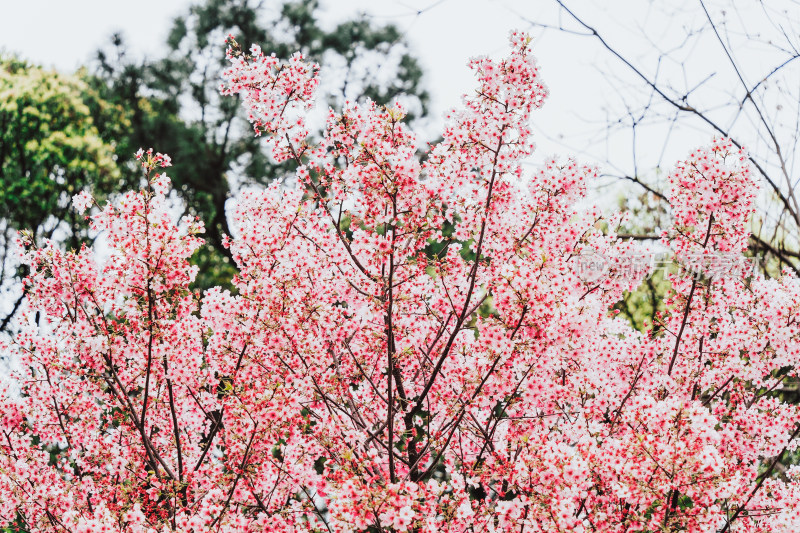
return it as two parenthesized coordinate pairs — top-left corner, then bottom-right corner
(91, 0), (429, 289)
(0, 58), (126, 334)
(0, 0), (430, 337)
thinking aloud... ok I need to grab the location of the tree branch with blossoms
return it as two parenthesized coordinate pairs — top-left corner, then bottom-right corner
(0, 30), (799, 533)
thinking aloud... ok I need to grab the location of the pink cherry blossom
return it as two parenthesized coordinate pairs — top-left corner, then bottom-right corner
(1, 31), (798, 533)
(71, 190), (94, 214)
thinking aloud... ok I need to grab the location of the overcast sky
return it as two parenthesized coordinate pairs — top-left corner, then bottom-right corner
(0, 1), (677, 166)
(1, 0), (792, 183)
(0, 0), (588, 134)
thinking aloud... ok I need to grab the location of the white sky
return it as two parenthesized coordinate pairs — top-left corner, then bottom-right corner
(0, 1), (684, 167)
(0, 1), (578, 122)
(0, 0), (793, 188)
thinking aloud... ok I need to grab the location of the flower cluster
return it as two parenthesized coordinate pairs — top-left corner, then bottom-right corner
(221, 35), (320, 162)
(1, 32), (799, 533)
(665, 137), (757, 261)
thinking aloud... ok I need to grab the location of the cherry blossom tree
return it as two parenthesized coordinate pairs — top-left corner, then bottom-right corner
(1, 32), (799, 532)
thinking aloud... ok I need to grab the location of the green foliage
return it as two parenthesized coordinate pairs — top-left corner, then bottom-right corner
(0, 58), (128, 334)
(0, 513), (26, 533)
(615, 267), (670, 332)
(0, 58), (125, 248)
